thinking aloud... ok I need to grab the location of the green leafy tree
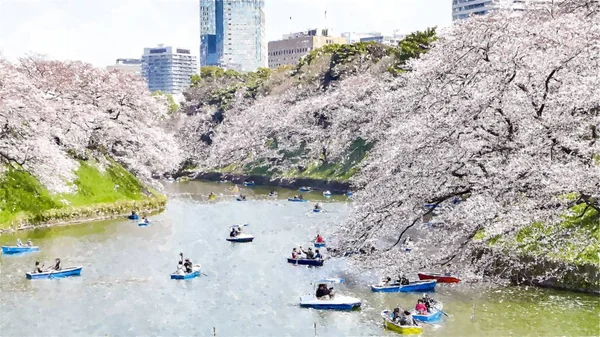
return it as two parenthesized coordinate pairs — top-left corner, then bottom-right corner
(389, 27), (438, 74)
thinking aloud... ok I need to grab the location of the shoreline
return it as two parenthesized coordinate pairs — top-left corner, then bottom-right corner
(0, 198), (166, 235)
(190, 172), (352, 193)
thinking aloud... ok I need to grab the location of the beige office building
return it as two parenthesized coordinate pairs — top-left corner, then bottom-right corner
(267, 28), (347, 69)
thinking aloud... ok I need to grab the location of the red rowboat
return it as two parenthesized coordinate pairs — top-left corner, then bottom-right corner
(417, 272), (461, 283)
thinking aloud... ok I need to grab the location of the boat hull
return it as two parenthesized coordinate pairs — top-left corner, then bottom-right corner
(299, 187), (311, 192)
(288, 198), (308, 202)
(314, 242), (326, 248)
(371, 280), (437, 293)
(287, 258), (323, 266)
(128, 215), (139, 220)
(418, 272), (461, 283)
(26, 267), (82, 279)
(138, 222), (150, 227)
(300, 296), (361, 311)
(2, 246), (40, 255)
(226, 235), (254, 243)
(313, 209), (322, 213)
(171, 270), (200, 280)
(235, 198), (247, 201)
(243, 182), (255, 187)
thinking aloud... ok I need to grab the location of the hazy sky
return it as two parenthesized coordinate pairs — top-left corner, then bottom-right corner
(0, 0), (451, 67)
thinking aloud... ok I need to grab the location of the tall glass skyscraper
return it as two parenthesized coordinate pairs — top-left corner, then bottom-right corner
(200, 0), (266, 71)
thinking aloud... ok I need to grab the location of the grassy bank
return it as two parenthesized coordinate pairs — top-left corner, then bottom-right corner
(0, 158), (165, 231)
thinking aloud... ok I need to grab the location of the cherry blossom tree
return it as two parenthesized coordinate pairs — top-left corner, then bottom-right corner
(0, 56), (181, 193)
(335, 0), (600, 277)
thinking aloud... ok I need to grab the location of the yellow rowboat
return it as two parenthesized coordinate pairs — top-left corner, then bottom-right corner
(381, 310), (423, 335)
(208, 195), (217, 200)
(231, 185), (240, 193)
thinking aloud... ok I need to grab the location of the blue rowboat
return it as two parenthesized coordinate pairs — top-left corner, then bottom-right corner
(243, 181), (255, 187)
(323, 191), (332, 197)
(128, 214), (139, 220)
(26, 266), (82, 279)
(313, 209), (322, 213)
(314, 242), (326, 248)
(2, 246), (40, 255)
(138, 221), (150, 227)
(171, 266), (201, 280)
(288, 198), (308, 202)
(347, 191), (353, 197)
(412, 302), (444, 322)
(236, 197), (247, 201)
(226, 233), (254, 243)
(371, 280), (437, 293)
(299, 187), (312, 192)
(287, 258), (324, 267)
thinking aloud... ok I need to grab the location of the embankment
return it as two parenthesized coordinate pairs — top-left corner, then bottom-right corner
(0, 158), (166, 234)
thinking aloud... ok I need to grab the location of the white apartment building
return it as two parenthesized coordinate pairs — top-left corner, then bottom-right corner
(141, 45), (198, 94)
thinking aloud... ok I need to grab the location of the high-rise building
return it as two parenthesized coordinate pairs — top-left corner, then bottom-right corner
(200, 0), (266, 72)
(267, 28), (347, 69)
(452, 0), (553, 21)
(106, 59), (142, 76)
(141, 45), (198, 94)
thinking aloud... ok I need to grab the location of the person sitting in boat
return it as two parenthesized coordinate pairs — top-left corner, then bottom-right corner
(209, 192), (216, 198)
(16, 238), (23, 247)
(230, 227), (238, 237)
(183, 258), (193, 273)
(398, 275), (409, 285)
(392, 307), (404, 323)
(52, 258), (61, 271)
(175, 260), (185, 275)
(291, 248), (300, 259)
(381, 276), (392, 286)
(315, 284), (333, 300)
(298, 194), (304, 200)
(302, 247), (315, 259)
(313, 249), (323, 260)
(142, 217), (150, 224)
(316, 234), (324, 243)
(401, 310), (416, 326)
(27, 239), (33, 247)
(239, 194), (246, 201)
(421, 294), (435, 311)
(415, 299), (428, 315)
(33, 261), (44, 273)
(131, 210), (137, 217)
(314, 203), (321, 211)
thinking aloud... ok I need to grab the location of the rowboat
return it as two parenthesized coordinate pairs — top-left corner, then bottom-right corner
(299, 187), (312, 192)
(412, 301), (444, 322)
(138, 221), (150, 227)
(243, 181), (255, 187)
(313, 208), (322, 213)
(170, 265), (201, 280)
(418, 272), (461, 283)
(323, 191), (332, 197)
(226, 233), (254, 243)
(288, 198), (308, 202)
(300, 278), (361, 310)
(371, 280), (437, 293)
(236, 197), (247, 201)
(208, 195), (217, 200)
(347, 191), (353, 197)
(287, 258), (324, 267)
(381, 310), (422, 335)
(26, 266), (82, 279)
(314, 242), (326, 248)
(268, 192), (277, 197)
(128, 214), (139, 220)
(2, 246), (40, 255)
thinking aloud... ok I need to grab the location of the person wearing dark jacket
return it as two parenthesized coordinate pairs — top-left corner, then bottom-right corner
(302, 247), (315, 259)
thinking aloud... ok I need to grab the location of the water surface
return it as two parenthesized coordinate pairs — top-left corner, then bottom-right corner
(0, 181), (598, 336)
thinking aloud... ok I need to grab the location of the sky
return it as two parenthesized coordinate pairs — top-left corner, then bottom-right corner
(0, 0), (451, 67)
